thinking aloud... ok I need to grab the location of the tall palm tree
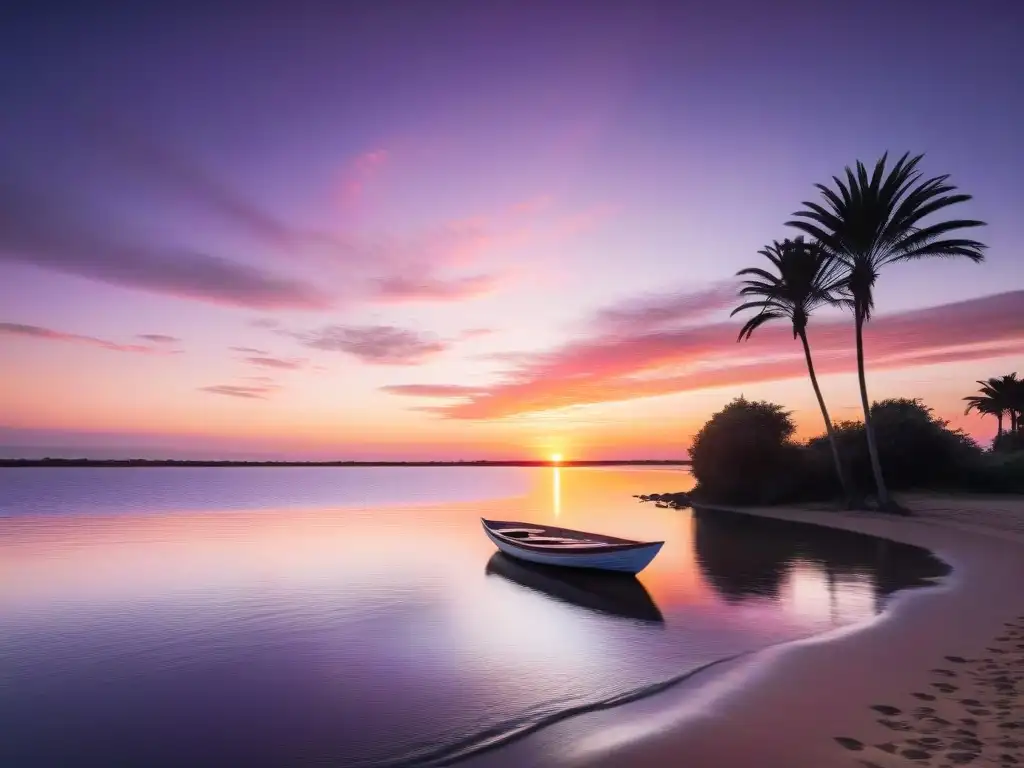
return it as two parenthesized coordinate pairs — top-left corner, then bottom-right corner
(788, 153), (986, 512)
(963, 392), (1005, 438)
(731, 237), (855, 505)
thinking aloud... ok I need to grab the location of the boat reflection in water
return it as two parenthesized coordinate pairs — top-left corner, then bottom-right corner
(485, 552), (664, 625)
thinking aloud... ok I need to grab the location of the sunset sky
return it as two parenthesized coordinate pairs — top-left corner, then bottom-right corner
(2, 1), (1023, 460)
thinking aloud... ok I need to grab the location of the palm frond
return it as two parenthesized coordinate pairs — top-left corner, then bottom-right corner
(787, 152), (987, 321)
(736, 310), (784, 341)
(731, 237), (848, 341)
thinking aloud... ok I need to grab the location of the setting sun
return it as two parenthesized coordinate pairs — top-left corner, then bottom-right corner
(550, 453), (563, 463)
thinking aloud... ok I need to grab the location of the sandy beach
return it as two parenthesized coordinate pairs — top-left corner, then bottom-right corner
(467, 494), (1024, 768)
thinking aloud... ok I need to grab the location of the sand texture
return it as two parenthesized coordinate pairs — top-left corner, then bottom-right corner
(835, 616), (1024, 766)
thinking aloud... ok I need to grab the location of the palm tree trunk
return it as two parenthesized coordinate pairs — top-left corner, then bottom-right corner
(799, 329), (855, 506)
(855, 311), (894, 512)
(997, 412), (1004, 439)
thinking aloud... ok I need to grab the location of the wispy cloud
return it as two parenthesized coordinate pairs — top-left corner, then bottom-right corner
(199, 384), (279, 400)
(1, 322), (172, 354)
(373, 272), (502, 303)
(245, 356), (306, 370)
(230, 346), (270, 355)
(592, 281), (738, 334)
(80, 118), (300, 250)
(0, 178), (333, 309)
(459, 328), (495, 341)
(297, 325), (448, 365)
(381, 384), (486, 397)
(0, 112), (612, 314)
(137, 333), (181, 344)
(555, 202), (619, 236)
(398, 291), (1024, 419)
(338, 149), (390, 209)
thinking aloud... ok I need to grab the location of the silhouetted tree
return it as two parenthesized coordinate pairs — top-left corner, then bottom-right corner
(963, 394), (1004, 439)
(689, 397), (804, 504)
(964, 374), (1020, 439)
(731, 237), (854, 506)
(789, 153), (986, 512)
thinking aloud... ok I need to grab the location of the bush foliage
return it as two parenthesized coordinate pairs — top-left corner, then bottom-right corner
(993, 431), (1024, 455)
(689, 397), (1024, 505)
(689, 398), (806, 504)
(807, 398), (981, 491)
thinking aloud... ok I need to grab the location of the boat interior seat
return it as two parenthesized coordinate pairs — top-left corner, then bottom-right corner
(496, 528), (545, 537)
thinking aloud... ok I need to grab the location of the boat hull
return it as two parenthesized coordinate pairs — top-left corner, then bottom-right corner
(482, 524), (663, 574)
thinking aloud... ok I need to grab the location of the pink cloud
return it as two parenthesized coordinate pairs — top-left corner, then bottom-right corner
(459, 328), (495, 341)
(399, 290), (1024, 420)
(245, 356), (306, 370)
(592, 281), (738, 334)
(373, 272), (503, 303)
(137, 333), (181, 344)
(555, 202), (619, 237)
(509, 195), (554, 216)
(249, 317), (282, 329)
(296, 325), (448, 365)
(1, 322), (176, 354)
(338, 149), (390, 209)
(381, 384), (486, 398)
(199, 384), (279, 400)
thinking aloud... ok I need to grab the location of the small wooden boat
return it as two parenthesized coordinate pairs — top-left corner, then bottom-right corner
(481, 518), (664, 574)
(485, 553), (664, 624)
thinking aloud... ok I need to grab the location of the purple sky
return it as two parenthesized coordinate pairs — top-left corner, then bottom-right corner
(1, 1), (1022, 459)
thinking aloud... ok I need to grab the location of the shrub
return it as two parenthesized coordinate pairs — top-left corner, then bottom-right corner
(808, 398), (982, 492)
(958, 451), (1024, 493)
(686, 396), (1022, 506)
(993, 431), (1024, 454)
(689, 397), (813, 504)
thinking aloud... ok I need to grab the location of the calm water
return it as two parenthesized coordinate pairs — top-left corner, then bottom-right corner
(0, 467), (947, 767)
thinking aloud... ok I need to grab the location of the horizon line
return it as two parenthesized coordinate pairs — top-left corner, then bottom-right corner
(1, 458), (692, 468)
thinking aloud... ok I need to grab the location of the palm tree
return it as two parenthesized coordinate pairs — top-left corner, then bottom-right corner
(788, 153), (986, 512)
(1003, 373), (1024, 434)
(963, 392), (1005, 438)
(731, 237), (855, 505)
(966, 373), (1021, 439)
(1011, 375), (1024, 434)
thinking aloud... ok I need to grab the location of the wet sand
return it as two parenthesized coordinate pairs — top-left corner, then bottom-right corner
(466, 494), (1024, 768)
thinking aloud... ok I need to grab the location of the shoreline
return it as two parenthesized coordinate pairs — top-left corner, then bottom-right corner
(464, 494), (1024, 768)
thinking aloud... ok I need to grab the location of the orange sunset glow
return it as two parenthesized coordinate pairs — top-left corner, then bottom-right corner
(1, 2), (1021, 462)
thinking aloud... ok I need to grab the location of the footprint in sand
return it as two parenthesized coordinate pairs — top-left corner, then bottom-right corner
(835, 737), (865, 751)
(871, 705), (902, 716)
(877, 718), (913, 732)
(900, 747), (933, 760)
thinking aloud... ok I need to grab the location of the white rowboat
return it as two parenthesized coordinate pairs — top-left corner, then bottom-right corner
(480, 518), (664, 574)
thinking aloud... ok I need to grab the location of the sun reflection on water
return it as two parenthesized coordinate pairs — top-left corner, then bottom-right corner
(553, 467), (561, 518)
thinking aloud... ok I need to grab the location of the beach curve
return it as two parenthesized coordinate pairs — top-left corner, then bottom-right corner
(461, 494), (1024, 768)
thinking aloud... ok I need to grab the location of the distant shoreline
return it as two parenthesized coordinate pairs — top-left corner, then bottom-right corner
(0, 459), (692, 468)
